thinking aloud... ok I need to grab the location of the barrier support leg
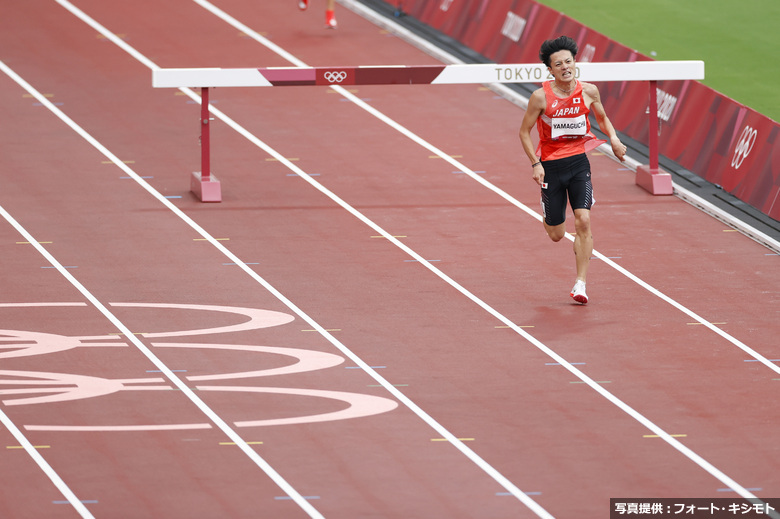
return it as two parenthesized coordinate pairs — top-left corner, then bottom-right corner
(191, 87), (222, 202)
(636, 80), (673, 195)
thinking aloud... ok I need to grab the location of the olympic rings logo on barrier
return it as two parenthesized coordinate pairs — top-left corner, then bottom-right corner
(731, 125), (757, 169)
(323, 71), (348, 83)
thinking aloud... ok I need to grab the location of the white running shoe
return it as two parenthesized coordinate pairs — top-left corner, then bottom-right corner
(298, 0), (308, 10)
(570, 280), (588, 304)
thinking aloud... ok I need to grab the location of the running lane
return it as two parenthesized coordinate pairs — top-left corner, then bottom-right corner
(0, 0), (778, 518)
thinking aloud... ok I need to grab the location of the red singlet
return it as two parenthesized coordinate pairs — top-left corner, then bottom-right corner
(536, 80), (605, 161)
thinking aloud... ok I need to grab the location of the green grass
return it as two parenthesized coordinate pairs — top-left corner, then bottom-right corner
(536, 0), (779, 122)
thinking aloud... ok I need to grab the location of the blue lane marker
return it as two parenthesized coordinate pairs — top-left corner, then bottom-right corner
(41, 266), (77, 269)
(53, 500), (98, 504)
(546, 362), (586, 366)
(146, 370), (187, 373)
(345, 366), (386, 369)
(496, 491), (542, 496)
(286, 173), (320, 177)
(274, 496), (320, 500)
(404, 259), (441, 262)
(165, 195), (182, 199)
(120, 176), (154, 179)
(743, 359), (780, 363)
(717, 487), (762, 492)
(223, 262), (259, 265)
(451, 170), (485, 175)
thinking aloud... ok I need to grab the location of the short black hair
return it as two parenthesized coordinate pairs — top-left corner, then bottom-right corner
(539, 36), (578, 67)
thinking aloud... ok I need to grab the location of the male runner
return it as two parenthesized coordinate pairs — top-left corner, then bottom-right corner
(519, 35), (627, 304)
(298, 0), (337, 29)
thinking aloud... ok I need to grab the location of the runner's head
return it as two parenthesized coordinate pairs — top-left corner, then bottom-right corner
(539, 36), (578, 67)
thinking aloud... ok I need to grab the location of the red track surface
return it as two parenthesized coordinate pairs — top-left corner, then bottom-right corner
(1, 1), (778, 517)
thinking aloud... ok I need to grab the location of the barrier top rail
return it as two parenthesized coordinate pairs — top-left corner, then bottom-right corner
(152, 61), (705, 88)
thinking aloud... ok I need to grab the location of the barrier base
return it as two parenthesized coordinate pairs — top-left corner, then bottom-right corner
(635, 165), (674, 196)
(191, 171), (222, 202)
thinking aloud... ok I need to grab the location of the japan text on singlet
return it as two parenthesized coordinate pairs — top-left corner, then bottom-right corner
(536, 80), (605, 161)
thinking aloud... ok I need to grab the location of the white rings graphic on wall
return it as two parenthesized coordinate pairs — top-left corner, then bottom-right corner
(323, 71), (347, 83)
(731, 125), (757, 169)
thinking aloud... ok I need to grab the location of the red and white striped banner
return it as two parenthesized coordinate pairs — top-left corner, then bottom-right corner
(152, 61), (704, 88)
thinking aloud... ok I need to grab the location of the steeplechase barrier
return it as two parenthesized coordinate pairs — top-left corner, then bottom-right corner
(152, 61), (704, 202)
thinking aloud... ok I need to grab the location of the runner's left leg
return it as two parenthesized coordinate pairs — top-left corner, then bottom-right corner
(572, 208), (592, 282)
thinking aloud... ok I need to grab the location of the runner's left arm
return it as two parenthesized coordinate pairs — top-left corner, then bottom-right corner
(584, 83), (627, 162)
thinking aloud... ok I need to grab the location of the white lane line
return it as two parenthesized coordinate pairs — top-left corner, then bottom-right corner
(43, 0), (769, 512)
(0, 59), (324, 519)
(192, 2), (779, 508)
(340, 0), (780, 257)
(340, 0), (780, 370)
(180, 0), (776, 502)
(35, 4), (553, 516)
(210, 0), (779, 375)
(0, 404), (94, 518)
(191, 0), (307, 67)
(338, 2), (780, 376)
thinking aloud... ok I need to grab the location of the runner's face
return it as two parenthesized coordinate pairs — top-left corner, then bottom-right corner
(548, 50), (575, 82)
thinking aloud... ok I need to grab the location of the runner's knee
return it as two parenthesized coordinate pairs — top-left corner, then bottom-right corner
(574, 210), (591, 234)
(545, 224), (566, 242)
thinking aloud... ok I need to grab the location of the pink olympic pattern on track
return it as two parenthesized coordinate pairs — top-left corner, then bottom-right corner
(0, 1), (778, 518)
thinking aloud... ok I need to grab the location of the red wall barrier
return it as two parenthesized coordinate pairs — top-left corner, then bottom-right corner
(391, 0), (780, 221)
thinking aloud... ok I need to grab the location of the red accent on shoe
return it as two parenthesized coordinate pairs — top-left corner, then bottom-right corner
(570, 281), (588, 304)
(572, 293), (588, 304)
(325, 10), (337, 28)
